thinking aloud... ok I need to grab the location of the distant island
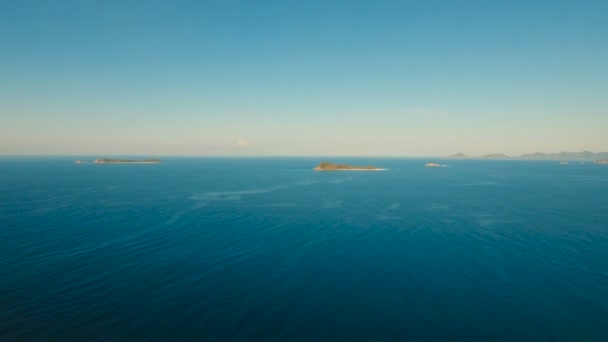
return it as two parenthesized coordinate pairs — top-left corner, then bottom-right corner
(444, 151), (608, 161)
(314, 162), (384, 171)
(445, 152), (469, 159)
(597, 159), (608, 164)
(93, 158), (161, 164)
(425, 163), (446, 167)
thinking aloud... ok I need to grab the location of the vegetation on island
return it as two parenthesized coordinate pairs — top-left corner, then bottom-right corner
(314, 162), (382, 171)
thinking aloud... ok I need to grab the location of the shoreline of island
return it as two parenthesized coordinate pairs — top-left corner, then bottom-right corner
(95, 161), (161, 164)
(317, 168), (387, 171)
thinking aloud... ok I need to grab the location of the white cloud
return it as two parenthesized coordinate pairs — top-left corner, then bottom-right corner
(236, 139), (250, 146)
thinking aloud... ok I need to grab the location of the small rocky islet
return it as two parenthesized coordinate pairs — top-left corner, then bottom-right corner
(314, 162), (384, 171)
(74, 158), (162, 164)
(93, 158), (161, 164)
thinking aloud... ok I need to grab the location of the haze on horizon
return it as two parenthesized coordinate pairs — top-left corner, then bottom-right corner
(1, 1), (607, 157)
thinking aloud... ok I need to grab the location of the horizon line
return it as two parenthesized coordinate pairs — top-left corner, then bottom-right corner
(1, 150), (607, 159)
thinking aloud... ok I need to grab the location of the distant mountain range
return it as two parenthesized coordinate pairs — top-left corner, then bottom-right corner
(444, 151), (608, 161)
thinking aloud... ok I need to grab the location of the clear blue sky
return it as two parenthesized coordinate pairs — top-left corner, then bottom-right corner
(1, 0), (607, 156)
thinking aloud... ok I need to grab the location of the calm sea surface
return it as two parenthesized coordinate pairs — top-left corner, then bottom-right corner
(1, 157), (608, 340)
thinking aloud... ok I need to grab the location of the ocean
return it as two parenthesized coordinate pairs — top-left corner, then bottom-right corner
(1, 157), (608, 340)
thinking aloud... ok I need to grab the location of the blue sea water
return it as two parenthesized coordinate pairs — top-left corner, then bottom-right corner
(1, 157), (608, 341)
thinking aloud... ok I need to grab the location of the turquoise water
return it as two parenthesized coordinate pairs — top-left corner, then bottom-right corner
(1, 157), (608, 340)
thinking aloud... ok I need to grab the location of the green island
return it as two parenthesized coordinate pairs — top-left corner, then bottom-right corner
(314, 162), (384, 171)
(93, 158), (161, 164)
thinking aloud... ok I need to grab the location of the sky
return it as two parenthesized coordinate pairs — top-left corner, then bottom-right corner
(1, 0), (607, 156)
